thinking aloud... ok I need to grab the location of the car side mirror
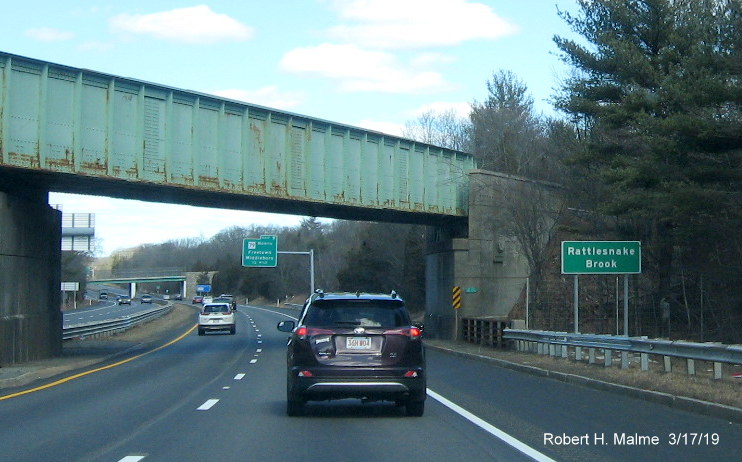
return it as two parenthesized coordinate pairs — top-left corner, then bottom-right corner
(277, 320), (295, 332)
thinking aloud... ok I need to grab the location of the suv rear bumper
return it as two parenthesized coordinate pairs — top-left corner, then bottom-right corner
(307, 381), (410, 394)
(288, 367), (426, 402)
(200, 323), (234, 331)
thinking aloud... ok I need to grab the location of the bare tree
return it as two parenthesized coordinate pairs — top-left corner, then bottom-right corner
(402, 108), (472, 152)
(470, 70), (545, 176)
(501, 180), (566, 321)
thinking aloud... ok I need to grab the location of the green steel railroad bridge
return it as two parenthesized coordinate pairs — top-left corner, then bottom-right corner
(0, 51), (557, 364)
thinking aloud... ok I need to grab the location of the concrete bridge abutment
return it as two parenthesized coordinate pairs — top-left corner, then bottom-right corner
(0, 190), (62, 365)
(425, 170), (560, 340)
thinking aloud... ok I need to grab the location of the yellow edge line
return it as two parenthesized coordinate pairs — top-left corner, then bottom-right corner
(0, 324), (197, 401)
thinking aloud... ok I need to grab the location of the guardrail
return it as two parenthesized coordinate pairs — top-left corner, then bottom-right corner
(461, 317), (742, 380)
(62, 304), (173, 340)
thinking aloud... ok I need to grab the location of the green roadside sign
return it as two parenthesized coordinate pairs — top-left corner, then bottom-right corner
(561, 241), (641, 274)
(242, 235), (278, 267)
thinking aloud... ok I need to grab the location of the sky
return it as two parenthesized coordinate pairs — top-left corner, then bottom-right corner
(1, 0), (581, 256)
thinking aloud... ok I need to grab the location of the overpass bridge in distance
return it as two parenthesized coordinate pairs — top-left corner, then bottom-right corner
(0, 50), (559, 365)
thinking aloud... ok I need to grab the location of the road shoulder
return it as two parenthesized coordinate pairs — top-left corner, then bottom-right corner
(425, 339), (742, 423)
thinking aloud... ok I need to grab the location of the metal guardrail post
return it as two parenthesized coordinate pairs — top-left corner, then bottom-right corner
(495, 328), (742, 380)
(454, 325), (742, 380)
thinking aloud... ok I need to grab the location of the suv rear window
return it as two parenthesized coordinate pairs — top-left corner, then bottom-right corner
(303, 299), (410, 328)
(203, 304), (231, 313)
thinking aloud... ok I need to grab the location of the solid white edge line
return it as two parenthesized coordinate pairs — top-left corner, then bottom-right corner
(197, 399), (219, 411)
(427, 389), (559, 462)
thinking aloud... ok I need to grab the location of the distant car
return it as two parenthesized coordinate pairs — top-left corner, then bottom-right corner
(117, 295), (132, 305)
(173, 293), (183, 300)
(140, 294), (153, 304)
(214, 295), (237, 310)
(192, 295), (204, 304)
(198, 303), (236, 335)
(99, 291), (108, 300)
(202, 296), (214, 304)
(277, 290), (426, 416)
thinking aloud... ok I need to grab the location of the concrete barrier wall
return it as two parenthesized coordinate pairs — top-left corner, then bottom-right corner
(0, 191), (62, 365)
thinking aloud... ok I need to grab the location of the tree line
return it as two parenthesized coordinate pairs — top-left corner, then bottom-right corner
(65, 0), (741, 341)
(107, 218), (428, 314)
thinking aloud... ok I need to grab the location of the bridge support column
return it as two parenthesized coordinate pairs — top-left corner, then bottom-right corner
(426, 170), (554, 341)
(0, 190), (62, 365)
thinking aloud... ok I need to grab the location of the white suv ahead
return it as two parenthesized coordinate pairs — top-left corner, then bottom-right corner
(198, 303), (236, 335)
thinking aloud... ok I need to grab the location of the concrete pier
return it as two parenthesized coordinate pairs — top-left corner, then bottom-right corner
(0, 190), (62, 365)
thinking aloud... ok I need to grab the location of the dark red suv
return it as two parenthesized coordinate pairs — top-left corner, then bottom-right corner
(277, 290), (426, 416)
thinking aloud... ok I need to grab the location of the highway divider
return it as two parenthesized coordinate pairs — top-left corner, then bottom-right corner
(62, 303), (173, 340)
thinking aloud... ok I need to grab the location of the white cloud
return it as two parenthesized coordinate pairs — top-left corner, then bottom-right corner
(212, 86), (304, 110)
(25, 28), (75, 42)
(354, 120), (404, 136)
(411, 53), (456, 67)
(325, 0), (518, 49)
(109, 5), (253, 44)
(280, 43), (453, 94)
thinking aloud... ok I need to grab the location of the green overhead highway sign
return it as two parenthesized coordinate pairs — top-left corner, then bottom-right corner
(242, 235), (278, 267)
(561, 241), (641, 274)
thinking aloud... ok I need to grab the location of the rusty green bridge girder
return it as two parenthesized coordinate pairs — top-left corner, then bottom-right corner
(0, 51), (475, 225)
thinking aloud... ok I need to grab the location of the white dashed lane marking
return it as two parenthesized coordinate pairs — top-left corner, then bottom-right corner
(234, 373), (246, 380)
(117, 456), (146, 462)
(197, 399), (219, 411)
(250, 359), (258, 364)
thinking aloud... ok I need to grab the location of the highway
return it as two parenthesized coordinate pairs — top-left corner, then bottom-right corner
(1, 305), (739, 462)
(62, 299), (156, 326)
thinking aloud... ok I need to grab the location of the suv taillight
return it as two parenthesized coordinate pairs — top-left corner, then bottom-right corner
(384, 327), (422, 338)
(295, 326), (335, 339)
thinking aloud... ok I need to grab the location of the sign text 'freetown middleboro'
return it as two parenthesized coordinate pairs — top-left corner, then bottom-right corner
(561, 241), (642, 274)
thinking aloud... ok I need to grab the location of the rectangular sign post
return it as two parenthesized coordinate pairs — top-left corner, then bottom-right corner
(562, 241), (642, 337)
(242, 235), (278, 267)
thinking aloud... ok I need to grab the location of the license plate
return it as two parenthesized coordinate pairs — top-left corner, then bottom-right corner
(346, 337), (371, 350)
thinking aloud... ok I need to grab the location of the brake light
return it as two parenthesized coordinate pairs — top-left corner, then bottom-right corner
(296, 327), (335, 338)
(404, 371), (419, 378)
(383, 327), (422, 338)
(298, 370), (313, 377)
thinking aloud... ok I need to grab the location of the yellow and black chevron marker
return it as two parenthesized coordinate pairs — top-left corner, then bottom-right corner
(452, 286), (462, 309)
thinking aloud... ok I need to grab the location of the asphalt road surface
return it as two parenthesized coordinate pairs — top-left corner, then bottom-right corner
(63, 299), (157, 326)
(1, 305), (739, 462)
